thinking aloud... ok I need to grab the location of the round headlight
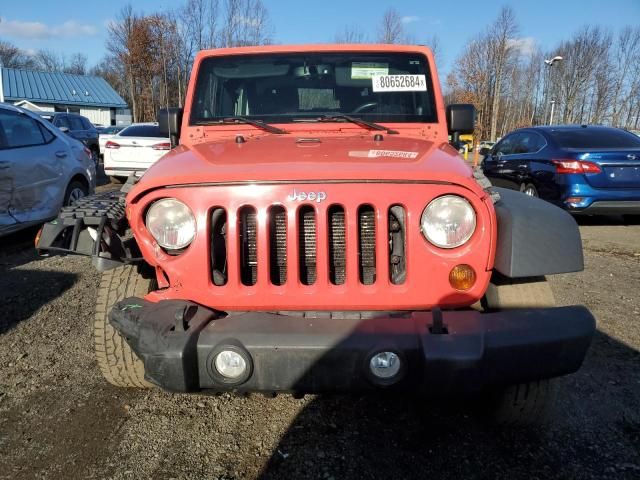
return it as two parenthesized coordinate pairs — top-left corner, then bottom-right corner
(146, 198), (196, 250)
(421, 195), (476, 248)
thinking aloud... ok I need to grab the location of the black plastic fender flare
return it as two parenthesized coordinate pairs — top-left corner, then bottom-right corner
(492, 187), (584, 278)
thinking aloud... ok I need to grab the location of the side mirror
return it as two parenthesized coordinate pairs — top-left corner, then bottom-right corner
(158, 107), (183, 147)
(479, 147), (490, 156)
(446, 104), (476, 135)
(59, 126), (70, 134)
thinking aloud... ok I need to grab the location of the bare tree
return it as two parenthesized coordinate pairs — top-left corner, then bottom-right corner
(377, 8), (404, 44)
(65, 53), (88, 75)
(487, 6), (519, 140)
(335, 24), (367, 44)
(221, 0), (272, 47)
(0, 41), (35, 68)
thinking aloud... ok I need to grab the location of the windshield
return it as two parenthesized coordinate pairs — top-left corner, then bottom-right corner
(191, 53), (437, 125)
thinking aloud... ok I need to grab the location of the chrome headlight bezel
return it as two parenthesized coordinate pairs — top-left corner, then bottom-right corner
(420, 195), (477, 249)
(145, 198), (196, 250)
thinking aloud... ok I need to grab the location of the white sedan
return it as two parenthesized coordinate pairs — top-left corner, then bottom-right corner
(98, 126), (125, 155)
(103, 123), (171, 181)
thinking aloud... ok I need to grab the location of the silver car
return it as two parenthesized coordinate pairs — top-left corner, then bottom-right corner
(0, 104), (96, 236)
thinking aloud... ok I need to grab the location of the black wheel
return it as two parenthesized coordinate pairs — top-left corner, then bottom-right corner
(520, 183), (538, 197)
(480, 275), (557, 425)
(63, 180), (88, 206)
(94, 265), (156, 388)
(481, 380), (557, 426)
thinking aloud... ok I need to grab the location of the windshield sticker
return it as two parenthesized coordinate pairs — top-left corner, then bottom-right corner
(349, 150), (419, 159)
(372, 74), (427, 92)
(351, 62), (389, 80)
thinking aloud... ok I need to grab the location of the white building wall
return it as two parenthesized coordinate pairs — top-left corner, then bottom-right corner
(80, 107), (111, 126)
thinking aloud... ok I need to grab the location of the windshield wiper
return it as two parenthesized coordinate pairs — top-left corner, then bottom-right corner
(316, 114), (398, 134)
(195, 116), (289, 134)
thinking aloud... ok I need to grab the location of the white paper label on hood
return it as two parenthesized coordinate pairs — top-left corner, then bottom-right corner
(368, 149), (419, 159)
(351, 62), (389, 79)
(372, 74), (427, 92)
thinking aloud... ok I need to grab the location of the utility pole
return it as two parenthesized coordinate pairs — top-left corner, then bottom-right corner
(544, 55), (563, 125)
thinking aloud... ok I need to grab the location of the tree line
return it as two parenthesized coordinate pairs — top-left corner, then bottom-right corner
(446, 6), (640, 141)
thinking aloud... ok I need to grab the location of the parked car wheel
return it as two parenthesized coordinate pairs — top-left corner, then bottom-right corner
(94, 265), (155, 388)
(520, 183), (538, 198)
(110, 176), (126, 184)
(481, 275), (557, 424)
(63, 181), (88, 206)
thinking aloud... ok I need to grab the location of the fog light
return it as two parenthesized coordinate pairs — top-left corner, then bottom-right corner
(369, 351), (401, 379)
(449, 264), (476, 291)
(214, 350), (247, 379)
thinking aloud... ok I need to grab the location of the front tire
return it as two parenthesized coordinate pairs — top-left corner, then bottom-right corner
(94, 265), (155, 388)
(481, 275), (557, 424)
(520, 182), (538, 198)
(63, 180), (88, 206)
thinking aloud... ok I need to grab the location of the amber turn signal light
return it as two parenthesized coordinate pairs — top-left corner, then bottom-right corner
(449, 264), (476, 291)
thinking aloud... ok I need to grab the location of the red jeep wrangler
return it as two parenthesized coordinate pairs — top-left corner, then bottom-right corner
(38, 45), (595, 422)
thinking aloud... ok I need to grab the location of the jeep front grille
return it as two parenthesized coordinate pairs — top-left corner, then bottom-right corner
(210, 204), (405, 287)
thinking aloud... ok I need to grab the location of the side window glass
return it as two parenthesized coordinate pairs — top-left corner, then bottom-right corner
(512, 133), (530, 154)
(494, 136), (515, 156)
(56, 115), (71, 129)
(0, 111), (46, 148)
(38, 123), (55, 143)
(69, 116), (84, 131)
(81, 117), (93, 130)
(529, 132), (546, 152)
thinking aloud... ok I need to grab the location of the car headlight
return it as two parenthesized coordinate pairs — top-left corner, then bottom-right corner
(146, 198), (196, 250)
(421, 195), (476, 248)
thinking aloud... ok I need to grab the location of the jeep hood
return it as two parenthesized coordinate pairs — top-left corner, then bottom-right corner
(132, 134), (478, 197)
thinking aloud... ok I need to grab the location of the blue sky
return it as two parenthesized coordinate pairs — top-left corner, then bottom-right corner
(0, 0), (638, 78)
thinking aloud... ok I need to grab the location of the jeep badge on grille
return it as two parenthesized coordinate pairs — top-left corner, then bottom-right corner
(287, 189), (327, 203)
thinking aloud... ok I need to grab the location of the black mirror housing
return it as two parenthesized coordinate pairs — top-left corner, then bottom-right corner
(158, 107), (183, 146)
(446, 104), (475, 135)
(479, 147), (490, 156)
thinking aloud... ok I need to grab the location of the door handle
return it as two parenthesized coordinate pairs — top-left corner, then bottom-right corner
(55, 151), (68, 158)
(0, 161), (9, 170)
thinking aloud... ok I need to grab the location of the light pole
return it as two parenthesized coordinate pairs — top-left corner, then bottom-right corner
(544, 56), (563, 125)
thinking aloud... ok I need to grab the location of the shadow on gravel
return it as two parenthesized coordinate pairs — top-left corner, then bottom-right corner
(0, 268), (78, 334)
(575, 214), (640, 226)
(258, 329), (640, 480)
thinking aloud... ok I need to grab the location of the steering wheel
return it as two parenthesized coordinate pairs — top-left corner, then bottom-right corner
(351, 102), (378, 114)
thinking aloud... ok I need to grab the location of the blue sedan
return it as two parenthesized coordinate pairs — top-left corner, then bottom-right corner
(481, 125), (640, 215)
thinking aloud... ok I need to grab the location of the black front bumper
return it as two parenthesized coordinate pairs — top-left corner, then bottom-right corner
(109, 299), (595, 394)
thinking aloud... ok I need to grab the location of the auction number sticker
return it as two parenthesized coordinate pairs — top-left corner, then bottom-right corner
(351, 62), (389, 79)
(372, 74), (427, 92)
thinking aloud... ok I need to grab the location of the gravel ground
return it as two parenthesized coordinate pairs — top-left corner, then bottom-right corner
(0, 208), (638, 480)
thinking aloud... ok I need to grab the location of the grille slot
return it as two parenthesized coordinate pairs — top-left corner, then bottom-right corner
(298, 206), (317, 285)
(358, 205), (376, 285)
(210, 208), (227, 286)
(328, 205), (346, 285)
(388, 205), (406, 285)
(239, 206), (257, 286)
(269, 206), (287, 285)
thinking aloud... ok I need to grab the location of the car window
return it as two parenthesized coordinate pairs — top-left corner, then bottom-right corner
(118, 125), (164, 137)
(69, 116), (85, 131)
(56, 115), (71, 129)
(513, 132), (545, 154)
(493, 134), (519, 156)
(81, 117), (94, 130)
(549, 128), (640, 149)
(0, 110), (47, 149)
(38, 123), (55, 143)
